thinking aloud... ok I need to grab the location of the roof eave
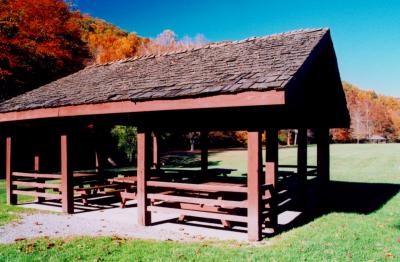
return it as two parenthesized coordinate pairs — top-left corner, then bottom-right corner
(0, 90), (285, 123)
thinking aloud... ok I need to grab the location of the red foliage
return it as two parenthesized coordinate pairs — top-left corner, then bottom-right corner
(0, 0), (88, 98)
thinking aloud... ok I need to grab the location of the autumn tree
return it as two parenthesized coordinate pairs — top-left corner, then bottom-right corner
(78, 15), (148, 64)
(331, 128), (351, 142)
(0, 0), (89, 99)
(338, 82), (399, 142)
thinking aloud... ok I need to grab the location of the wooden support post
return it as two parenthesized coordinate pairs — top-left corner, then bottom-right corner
(297, 129), (308, 177)
(137, 129), (152, 226)
(200, 131), (208, 175)
(61, 134), (74, 214)
(265, 129), (278, 187)
(247, 130), (262, 241)
(6, 136), (16, 205)
(316, 128), (330, 187)
(297, 128), (308, 205)
(93, 125), (106, 177)
(34, 155), (40, 171)
(152, 132), (159, 169)
(35, 153), (45, 202)
(94, 147), (105, 181)
(265, 128), (278, 231)
(95, 151), (101, 173)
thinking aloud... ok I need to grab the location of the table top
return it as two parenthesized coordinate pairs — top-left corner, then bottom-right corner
(108, 176), (138, 184)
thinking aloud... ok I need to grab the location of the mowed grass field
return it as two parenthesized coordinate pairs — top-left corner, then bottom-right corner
(0, 144), (399, 261)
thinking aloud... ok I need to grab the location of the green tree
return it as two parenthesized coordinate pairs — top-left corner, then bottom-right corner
(110, 126), (137, 163)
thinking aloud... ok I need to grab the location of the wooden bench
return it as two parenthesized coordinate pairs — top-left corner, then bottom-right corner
(108, 176), (137, 208)
(74, 183), (122, 206)
(148, 181), (247, 229)
(108, 176), (177, 208)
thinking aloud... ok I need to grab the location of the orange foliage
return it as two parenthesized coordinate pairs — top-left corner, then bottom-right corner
(331, 128), (351, 142)
(0, 1), (207, 100)
(338, 82), (399, 142)
(78, 15), (148, 64)
(0, 0), (88, 98)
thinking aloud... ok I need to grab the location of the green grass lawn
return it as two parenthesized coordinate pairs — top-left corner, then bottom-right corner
(0, 180), (36, 227)
(0, 144), (399, 261)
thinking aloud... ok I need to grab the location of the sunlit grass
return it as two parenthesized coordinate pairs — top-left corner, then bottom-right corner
(0, 144), (399, 261)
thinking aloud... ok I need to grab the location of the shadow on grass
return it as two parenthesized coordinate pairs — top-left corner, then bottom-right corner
(325, 181), (400, 214)
(278, 178), (400, 235)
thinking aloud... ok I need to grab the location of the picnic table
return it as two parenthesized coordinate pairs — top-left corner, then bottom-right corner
(72, 172), (124, 206)
(174, 181), (247, 228)
(108, 176), (138, 208)
(107, 168), (242, 227)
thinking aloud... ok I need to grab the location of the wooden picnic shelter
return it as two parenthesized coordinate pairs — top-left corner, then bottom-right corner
(0, 28), (349, 241)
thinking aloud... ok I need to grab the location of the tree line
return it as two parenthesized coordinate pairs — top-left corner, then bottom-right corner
(1, 0), (399, 153)
(332, 82), (400, 142)
(0, 0), (205, 100)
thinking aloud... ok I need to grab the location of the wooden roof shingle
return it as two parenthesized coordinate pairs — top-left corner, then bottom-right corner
(0, 28), (330, 113)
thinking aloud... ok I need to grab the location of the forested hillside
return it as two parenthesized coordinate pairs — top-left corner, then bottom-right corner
(0, 0), (204, 100)
(332, 82), (400, 142)
(1, 0), (398, 146)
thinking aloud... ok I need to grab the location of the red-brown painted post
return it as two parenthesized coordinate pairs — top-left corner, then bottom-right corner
(34, 155), (40, 171)
(316, 128), (330, 187)
(265, 129), (278, 187)
(152, 132), (159, 170)
(93, 126), (105, 176)
(34, 154), (45, 202)
(297, 128), (308, 205)
(265, 128), (278, 231)
(61, 134), (74, 214)
(95, 151), (100, 173)
(297, 129), (308, 177)
(94, 148), (105, 178)
(247, 130), (262, 241)
(6, 136), (16, 205)
(137, 129), (152, 226)
(200, 131), (208, 175)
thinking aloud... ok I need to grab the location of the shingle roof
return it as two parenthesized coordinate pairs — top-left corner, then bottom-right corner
(0, 28), (329, 113)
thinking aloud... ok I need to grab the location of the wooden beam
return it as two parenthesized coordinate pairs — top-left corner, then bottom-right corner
(147, 181), (247, 193)
(247, 131), (262, 241)
(0, 90), (285, 123)
(12, 181), (61, 189)
(200, 131), (208, 175)
(72, 172), (98, 178)
(137, 129), (152, 226)
(148, 206), (248, 223)
(61, 134), (74, 214)
(148, 193), (248, 208)
(6, 137), (16, 205)
(316, 128), (330, 187)
(12, 172), (60, 179)
(12, 190), (62, 199)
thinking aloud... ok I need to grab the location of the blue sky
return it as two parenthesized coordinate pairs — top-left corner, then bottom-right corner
(76, 0), (400, 96)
